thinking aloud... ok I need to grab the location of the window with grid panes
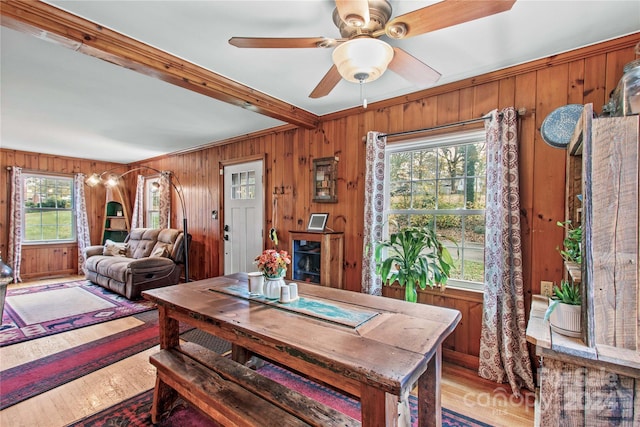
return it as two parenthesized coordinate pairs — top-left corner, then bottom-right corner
(384, 130), (486, 291)
(23, 173), (75, 243)
(145, 177), (161, 228)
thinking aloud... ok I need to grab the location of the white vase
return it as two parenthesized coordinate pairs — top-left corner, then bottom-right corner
(550, 302), (582, 337)
(264, 275), (286, 299)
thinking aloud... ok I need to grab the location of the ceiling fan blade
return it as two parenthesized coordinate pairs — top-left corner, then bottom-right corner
(229, 37), (335, 49)
(309, 65), (342, 98)
(335, 0), (370, 27)
(387, 47), (441, 88)
(387, 0), (516, 39)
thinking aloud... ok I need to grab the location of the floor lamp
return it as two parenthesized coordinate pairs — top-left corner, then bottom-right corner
(86, 167), (189, 283)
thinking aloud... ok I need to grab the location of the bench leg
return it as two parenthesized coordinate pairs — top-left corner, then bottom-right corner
(151, 376), (178, 424)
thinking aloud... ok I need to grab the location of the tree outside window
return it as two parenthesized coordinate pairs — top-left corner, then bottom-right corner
(385, 130), (486, 290)
(23, 174), (75, 243)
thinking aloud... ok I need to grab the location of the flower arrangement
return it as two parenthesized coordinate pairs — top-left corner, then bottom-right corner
(254, 249), (291, 278)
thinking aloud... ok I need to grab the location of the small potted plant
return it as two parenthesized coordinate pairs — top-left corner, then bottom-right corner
(544, 279), (582, 337)
(372, 225), (455, 303)
(557, 220), (581, 265)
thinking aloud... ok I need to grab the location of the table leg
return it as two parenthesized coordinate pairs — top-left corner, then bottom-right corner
(152, 306), (180, 423)
(231, 343), (252, 364)
(158, 306), (179, 349)
(360, 383), (387, 427)
(231, 344), (264, 369)
(392, 392), (412, 427)
(417, 345), (442, 427)
(383, 392), (411, 427)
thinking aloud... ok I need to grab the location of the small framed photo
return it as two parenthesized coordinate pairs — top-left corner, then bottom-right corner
(307, 213), (329, 232)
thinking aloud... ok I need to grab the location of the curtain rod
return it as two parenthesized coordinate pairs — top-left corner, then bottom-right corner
(376, 108), (527, 141)
(6, 166), (72, 176)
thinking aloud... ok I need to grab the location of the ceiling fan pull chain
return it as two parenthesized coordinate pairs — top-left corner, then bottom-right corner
(357, 73), (368, 109)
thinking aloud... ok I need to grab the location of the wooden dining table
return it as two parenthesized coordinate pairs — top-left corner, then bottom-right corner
(142, 273), (461, 427)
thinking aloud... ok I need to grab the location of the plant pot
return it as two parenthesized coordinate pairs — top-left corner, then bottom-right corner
(549, 302), (582, 337)
(264, 275), (286, 299)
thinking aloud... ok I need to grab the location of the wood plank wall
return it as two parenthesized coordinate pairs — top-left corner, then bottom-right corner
(0, 153), (125, 280)
(1, 33), (638, 369)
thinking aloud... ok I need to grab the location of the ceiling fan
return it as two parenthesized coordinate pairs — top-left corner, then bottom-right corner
(229, 0), (517, 99)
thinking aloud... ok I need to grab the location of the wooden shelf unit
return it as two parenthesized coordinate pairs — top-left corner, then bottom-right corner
(527, 105), (640, 426)
(312, 157), (338, 203)
(289, 231), (343, 288)
(101, 184), (131, 244)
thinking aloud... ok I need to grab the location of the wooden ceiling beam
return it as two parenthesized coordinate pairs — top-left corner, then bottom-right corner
(0, 0), (319, 129)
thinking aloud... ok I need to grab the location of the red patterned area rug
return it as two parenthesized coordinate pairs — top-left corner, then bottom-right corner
(0, 280), (155, 346)
(69, 363), (492, 427)
(0, 311), (199, 410)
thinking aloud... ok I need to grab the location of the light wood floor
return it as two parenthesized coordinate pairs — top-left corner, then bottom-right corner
(0, 276), (535, 427)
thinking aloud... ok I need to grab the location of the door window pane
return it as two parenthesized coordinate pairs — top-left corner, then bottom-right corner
(231, 171), (257, 200)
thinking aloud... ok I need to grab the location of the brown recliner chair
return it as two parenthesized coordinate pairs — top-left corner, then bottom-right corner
(84, 228), (187, 299)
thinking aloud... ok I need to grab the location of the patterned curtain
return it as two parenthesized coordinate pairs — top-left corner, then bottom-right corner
(7, 166), (23, 283)
(74, 173), (91, 274)
(131, 175), (145, 228)
(478, 107), (534, 396)
(159, 171), (171, 229)
(361, 131), (386, 295)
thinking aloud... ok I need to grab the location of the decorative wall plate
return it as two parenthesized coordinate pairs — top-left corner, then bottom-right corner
(540, 104), (584, 148)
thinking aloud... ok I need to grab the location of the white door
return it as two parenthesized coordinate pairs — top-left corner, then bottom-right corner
(223, 160), (264, 274)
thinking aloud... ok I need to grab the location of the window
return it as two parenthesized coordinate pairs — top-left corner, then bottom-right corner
(145, 177), (161, 228)
(231, 170), (256, 200)
(23, 173), (75, 243)
(385, 130), (486, 291)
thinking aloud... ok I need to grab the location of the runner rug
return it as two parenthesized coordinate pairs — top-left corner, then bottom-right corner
(0, 280), (155, 346)
(69, 362), (491, 427)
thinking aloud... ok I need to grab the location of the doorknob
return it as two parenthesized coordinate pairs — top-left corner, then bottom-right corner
(224, 234), (229, 241)
(224, 225), (230, 232)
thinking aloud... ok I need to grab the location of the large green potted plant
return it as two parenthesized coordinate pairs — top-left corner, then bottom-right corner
(373, 225), (455, 303)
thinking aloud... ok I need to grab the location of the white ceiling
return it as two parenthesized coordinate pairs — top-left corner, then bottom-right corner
(1, 1), (639, 163)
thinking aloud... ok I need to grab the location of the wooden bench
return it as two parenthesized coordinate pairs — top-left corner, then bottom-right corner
(149, 341), (360, 427)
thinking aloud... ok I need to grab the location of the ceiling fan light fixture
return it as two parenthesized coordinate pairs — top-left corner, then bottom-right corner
(332, 38), (393, 83)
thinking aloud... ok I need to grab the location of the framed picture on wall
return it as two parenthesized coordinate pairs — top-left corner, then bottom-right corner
(307, 213), (329, 232)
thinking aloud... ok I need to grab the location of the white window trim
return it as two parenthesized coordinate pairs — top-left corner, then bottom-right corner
(22, 173), (76, 245)
(383, 129), (486, 292)
(145, 176), (161, 228)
